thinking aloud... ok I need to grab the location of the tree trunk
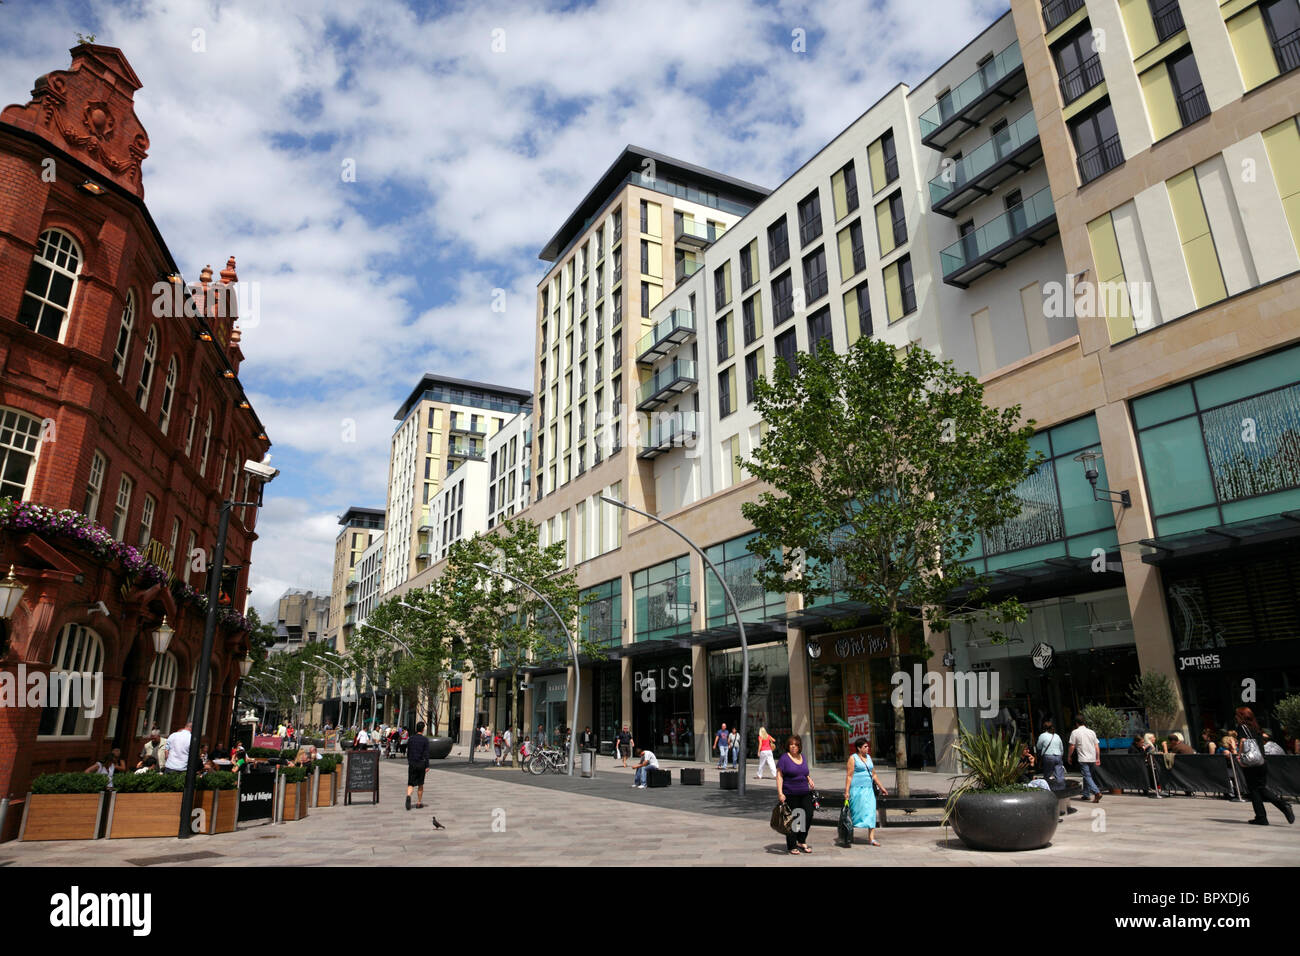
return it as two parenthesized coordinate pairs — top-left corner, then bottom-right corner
(889, 602), (910, 798)
(510, 665), (519, 769)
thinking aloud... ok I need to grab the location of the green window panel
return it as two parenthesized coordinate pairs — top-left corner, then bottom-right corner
(1221, 487), (1300, 524)
(1059, 455), (1118, 538)
(1064, 529), (1120, 559)
(1140, 417), (1217, 515)
(985, 540), (1066, 571)
(1154, 506), (1221, 536)
(1193, 343), (1300, 410)
(1132, 382), (1195, 429)
(633, 555), (692, 642)
(1048, 415), (1102, 458)
(1200, 383), (1300, 502)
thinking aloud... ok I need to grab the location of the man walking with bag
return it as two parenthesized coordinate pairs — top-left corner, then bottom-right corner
(1036, 719), (1065, 790)
(1068, 715), (1103, 803)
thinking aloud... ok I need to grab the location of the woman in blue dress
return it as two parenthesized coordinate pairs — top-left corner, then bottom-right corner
(843, 737), (887, 846)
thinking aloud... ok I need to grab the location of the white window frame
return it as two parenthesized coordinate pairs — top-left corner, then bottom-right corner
(144, 650), (178, 736)
(83, 450), (106, 521)
(185, 530), (198, 584)
(36, 624), (104, 738)
(138, 493), (156, 550)
(136, 325), (158, 411)
(158, 357), (177, 434)
(185, 392), (200, 455)
(169, 517), (181, 572)
(112, 473), (133, 541)
(0, 407), (44, 501)
(112, 290), (135, 382)
(199, 410), (212, 477)
(20, 229), (82, 343)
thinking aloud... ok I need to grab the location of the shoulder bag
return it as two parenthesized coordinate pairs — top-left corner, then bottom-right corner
(1239, 727), (1264, 768)
(770, 800), (795, 835)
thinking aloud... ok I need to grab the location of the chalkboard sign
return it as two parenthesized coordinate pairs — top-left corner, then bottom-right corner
(238, 771), (276, 824)
(345, 750), (380, 805)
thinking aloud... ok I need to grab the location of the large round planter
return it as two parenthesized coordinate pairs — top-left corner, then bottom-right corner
(428, 737), (454, 760)
(950, 789), (1059, 851)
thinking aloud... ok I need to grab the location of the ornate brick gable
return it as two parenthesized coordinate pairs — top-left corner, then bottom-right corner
(0, 44), (150, 198)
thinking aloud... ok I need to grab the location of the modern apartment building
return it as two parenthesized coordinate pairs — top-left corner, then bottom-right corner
(487, 410), (533, 530)
(327, 505), (384, 651)
(381, 375), (532, 595)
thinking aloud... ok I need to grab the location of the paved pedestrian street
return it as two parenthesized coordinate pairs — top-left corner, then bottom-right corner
(0, 751), (1295, 867)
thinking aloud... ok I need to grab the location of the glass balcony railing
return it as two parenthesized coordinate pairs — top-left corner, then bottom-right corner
(636, 308), (695, 363)
(447, 442), (486, 460)
(675, 218), (721, 246)
(918, 41), (1025, 148)
(940, 186), (1057, 285)
(928, 110), (1041, 213)
(636, 359), (697, 410)
(675, 258), (704, 283)
(638, 411), (699, 459)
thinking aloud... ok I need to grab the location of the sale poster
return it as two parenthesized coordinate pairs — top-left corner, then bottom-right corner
(846, 694), (871, 743)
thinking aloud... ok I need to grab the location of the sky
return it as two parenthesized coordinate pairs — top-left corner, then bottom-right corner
(0, 0), (1009, 620)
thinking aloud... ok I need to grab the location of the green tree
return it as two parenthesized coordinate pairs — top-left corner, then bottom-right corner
(1128, 671), (1180, 735)
(740, 338), (1041, 796)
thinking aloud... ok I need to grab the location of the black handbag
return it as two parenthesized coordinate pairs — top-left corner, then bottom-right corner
(837, 804), (855, 846)
(770, 801), (795, 834)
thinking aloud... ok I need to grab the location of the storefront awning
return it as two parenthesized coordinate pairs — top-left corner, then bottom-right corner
(686, 618), (788, 650)
(602, 637), (694, 659)
(1140, 511), (1300, 564)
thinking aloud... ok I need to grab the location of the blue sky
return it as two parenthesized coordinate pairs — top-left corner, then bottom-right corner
(0, 0), (1008, 618)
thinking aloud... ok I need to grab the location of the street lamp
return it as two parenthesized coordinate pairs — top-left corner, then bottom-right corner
(1073, 450), (1131, 508)
(398, 597), (479, 762)
(600, 494), (751, 795)
(0, 565), (27, 658)
(179, 460), (277, 840)
(473, 562), (580, 777)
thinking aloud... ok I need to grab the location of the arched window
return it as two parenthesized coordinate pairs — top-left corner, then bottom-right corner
(0, 408), (43, 500)
(158, 357), (178, 434)
(199, 410), (212, 476)
(19, 229), (82, 342)
(184, 392), (200, 455)
(111, 291), (135, 382)
(138, 493), (156, 549)
(37, 623), (104, 738)
(144, 650), (178, 735)
(189, 660), (212, 732)
(135, 326), (158, 411)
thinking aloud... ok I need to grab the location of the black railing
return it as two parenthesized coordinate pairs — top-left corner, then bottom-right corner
(1151, 0), (1185, 43)
(1076, 134), (1124, 184)
(1042, 0), (1084, 32)
(1273, 27), (1300, 74)
(1059, 53), (1104, 104)
(1175, 83), (1209, 128)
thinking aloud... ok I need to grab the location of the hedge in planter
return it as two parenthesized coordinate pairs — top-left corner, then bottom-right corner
(21, 773), (108, 841)
(279, 765), (310, 821)
(108, 771), (240, 838)
(313, 756), (340, 807)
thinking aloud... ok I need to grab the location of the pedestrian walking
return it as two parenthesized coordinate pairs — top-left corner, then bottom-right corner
(728, 728), (740, 768)
(714, 723), (730, 769)
(755, 727), (778, 779)
(406, 721), (430, 811)
(1235, 707), (1295, 826)
(616, 725), (633, 768)
(1035, 719), (1065, 790)
(581, 726), (594, 752)
(1068, 715), (1103, 803)
(776, 735), (817, 855)
(842, 737), (886, 846)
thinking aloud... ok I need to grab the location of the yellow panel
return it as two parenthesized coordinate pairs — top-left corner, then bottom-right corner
(1140, 63), (1181, 140)
(868, 140), (886, 194)
(648, 282), (663, 309)
(832, 169), (848, 221)
(1086, 214), (1136, 343)
(752, 293), (763, 337)
(1262, 118), (1300, 252)
(883, 262), (903, 323)
(1119, 0), (1159, 58)
(837, 225), (856, 280)
(1167, 169), (1227, 307)
(730, 435), (742, 485)
(843, 288), (861, 345)
(723, 264), (733, 304)
(647, 241), (663, 279)
(728, 370), (737, 413)
(644, 201), (661, 238)
(875, 200), (895, 257)
(1227, 7), (1281, 91)
(1061, 81), (1109, 122)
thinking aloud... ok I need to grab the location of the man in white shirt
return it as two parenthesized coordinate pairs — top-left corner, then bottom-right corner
(354, 727), (371, 750)
(162, 721), (193, 773)
(631, 747), (659, 789)
(1068, 715), (1103, 803)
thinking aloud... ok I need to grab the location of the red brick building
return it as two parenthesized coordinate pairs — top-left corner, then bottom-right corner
(0, 43), (271, 824)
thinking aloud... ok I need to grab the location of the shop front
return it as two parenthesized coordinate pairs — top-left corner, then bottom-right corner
(806, 625), (932, 768)
(531, 673), (569, 746)
(706, 640), (792, 758)
(630, 651), (695, 759)
(589, 662), (622, 755)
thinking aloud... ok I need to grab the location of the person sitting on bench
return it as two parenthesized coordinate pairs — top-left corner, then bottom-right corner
(631, 747), (658, 789)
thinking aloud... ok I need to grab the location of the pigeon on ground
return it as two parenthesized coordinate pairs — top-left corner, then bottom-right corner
(431, 815), (446, 830)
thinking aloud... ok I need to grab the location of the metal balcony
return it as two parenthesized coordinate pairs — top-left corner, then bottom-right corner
(939, 186), (1059, 288)
(1175, 83), (1210, 128)
(635, 359), (698, 411)
(928, 111), (1043, 216)
(638, 411), (698, 459)
(447, 442), (486, 460)
(1059, 53), (1104, 105)
(675, 218), (721, 248)
(675, 259), (703, 283)
(636, 308), (696, 364)
(449, 421), (487, 436)
(1151, 0), (1185, 43)
(1077, 134), (1124, 184)
(918, 40), (1027, 151)
(1041, 0), (1084, 32)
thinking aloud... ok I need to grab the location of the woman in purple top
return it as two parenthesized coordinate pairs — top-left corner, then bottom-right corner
(776, 735), (818, 854)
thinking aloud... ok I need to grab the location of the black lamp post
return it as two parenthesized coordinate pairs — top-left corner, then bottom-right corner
(178, 461), (277, 839)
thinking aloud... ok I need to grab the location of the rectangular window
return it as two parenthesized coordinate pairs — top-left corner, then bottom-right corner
(775, 328), (798, 376)
(740, 239), (758, 291)
(640, 200), (649, 234)
(843, 282), (873, 345)
(632, 555), (692, 642)
(716, 312), (734, 363)
(138, 494), (156, 549)
(718, 367), (736, 419)
(831, 161), (860, 220)
(797, 191), (823, 246)
(807, 306), (833, 355)
(889, 192), (907, 247)
(112, 474), (133, 541)
(83, 450), (106, 520)
(640, 239), (649, 275)
(837, 220), (866, 280)
(745, 348), (764, 403)
(767, 216), (790, 269)
(742, 293), (763, 346)
(802, 246), (828, 303)
(641, 282), (650, 319)
(869, 129), (899, 192)
(713, 262), (732, 310)
(1167, 47), (1209, 128)
(883, 255), (916, 323)
(771, 272), (794, 326)
(1070, 101), (1123, 184)
(1054, 23), (1105, 104)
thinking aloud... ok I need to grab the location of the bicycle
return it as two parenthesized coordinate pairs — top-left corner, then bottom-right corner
(527, 747), (568, 775)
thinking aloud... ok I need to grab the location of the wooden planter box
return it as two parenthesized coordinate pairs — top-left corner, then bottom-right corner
(280, 780), (310, 821)
(314, 769), (336, 808)
(106, 791), (227, 838)
(19, 793), (105, 841)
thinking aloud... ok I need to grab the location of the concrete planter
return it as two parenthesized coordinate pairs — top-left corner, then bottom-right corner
(949, 789), (1059, 851)
(19, 793), (105, 841)
(428, 736), (454, 760)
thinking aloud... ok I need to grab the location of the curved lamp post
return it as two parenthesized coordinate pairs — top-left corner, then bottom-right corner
(399, 598), (477, 762)
(473, 562), (579, 777)
(600, 495), (750, 796)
